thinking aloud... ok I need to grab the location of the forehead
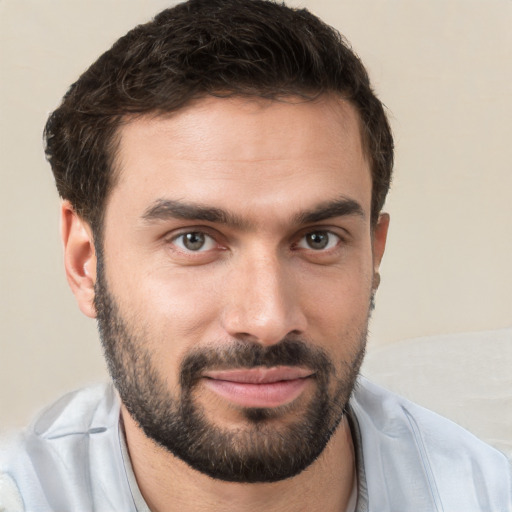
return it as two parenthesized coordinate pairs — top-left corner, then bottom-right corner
(117, 95), (365, 161)
(109, 96), (371, 222)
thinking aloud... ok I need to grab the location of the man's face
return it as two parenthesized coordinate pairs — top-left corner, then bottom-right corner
(92, 96), (387, 482)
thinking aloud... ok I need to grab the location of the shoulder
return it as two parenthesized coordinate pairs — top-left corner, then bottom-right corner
(0, 383), (116, 460)
(350, 377), (512, 511)
(0, 384), (134, 512)
(351, 376), (510, 463)
(0, 468), (24, 512)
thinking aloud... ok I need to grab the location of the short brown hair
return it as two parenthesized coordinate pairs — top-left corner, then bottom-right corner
(44, 0), (393, 234)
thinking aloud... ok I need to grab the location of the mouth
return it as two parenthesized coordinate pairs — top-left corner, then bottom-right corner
(201, 366), (314, 408)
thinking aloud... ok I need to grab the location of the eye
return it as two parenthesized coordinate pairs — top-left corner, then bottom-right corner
(172, 231), (216, 252)
(296, 231), (340, 251)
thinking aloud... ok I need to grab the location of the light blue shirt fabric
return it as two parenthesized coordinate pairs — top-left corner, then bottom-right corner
(1, 378), (511, 512)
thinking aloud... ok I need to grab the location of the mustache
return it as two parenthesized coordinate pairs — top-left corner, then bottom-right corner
(180, 338), (334, 389)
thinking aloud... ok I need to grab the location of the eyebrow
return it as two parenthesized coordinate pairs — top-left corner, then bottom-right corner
(142, 199), (250, 229)
(141, 197), (365, 229)
(293, 198), (365, 224)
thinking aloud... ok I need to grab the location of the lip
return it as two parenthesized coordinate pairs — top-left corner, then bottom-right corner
(202, 366), (314, 408)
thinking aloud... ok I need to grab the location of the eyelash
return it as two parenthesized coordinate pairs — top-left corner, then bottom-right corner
(294, 231), (342, 252)
(170, 231), (218, 253)
(168, 228), (343, 255)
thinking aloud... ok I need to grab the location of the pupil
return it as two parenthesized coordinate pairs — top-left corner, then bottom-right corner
(184, 232), (205, 250)
(308, 232), (328, 249)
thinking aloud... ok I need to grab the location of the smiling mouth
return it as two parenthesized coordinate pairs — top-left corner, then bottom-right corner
(201, 366), (314, 408)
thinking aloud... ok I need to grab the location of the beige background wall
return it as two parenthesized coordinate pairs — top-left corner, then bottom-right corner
(1, 0), (511, 430)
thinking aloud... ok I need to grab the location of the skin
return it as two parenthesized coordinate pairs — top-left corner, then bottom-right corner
(62, 95), (389, 512)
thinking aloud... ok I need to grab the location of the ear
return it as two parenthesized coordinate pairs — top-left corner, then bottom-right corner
(61, 201), (97, 318)
(371, 213), (390, 290)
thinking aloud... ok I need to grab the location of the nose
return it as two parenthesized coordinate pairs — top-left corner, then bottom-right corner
(221, 251), (307, 346)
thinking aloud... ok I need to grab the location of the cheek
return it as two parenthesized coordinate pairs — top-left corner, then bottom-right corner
(307, 284), (372, 349)
(296, 261), (374, 368)
(121, 267), (226, 352)
(103, 252), (225, 374)
(149, 274), (221, 335)
(300, 255), (374, 325)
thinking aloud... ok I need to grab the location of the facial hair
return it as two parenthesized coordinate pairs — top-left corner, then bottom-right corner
(94, 254), (368, 483)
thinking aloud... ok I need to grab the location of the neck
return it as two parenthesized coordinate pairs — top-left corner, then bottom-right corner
(122, 407), (356, 512)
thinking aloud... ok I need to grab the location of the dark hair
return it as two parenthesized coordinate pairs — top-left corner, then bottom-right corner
(44, 0), (393, 234)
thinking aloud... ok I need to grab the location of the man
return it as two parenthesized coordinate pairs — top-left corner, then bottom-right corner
(1, 0), (510, 510)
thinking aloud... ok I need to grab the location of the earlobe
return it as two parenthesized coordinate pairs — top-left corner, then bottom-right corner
(61, 201), (97, 318)
(372, 213), (390, 289)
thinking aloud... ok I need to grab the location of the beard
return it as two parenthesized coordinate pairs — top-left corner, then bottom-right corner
(94, 255), (368, 483)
